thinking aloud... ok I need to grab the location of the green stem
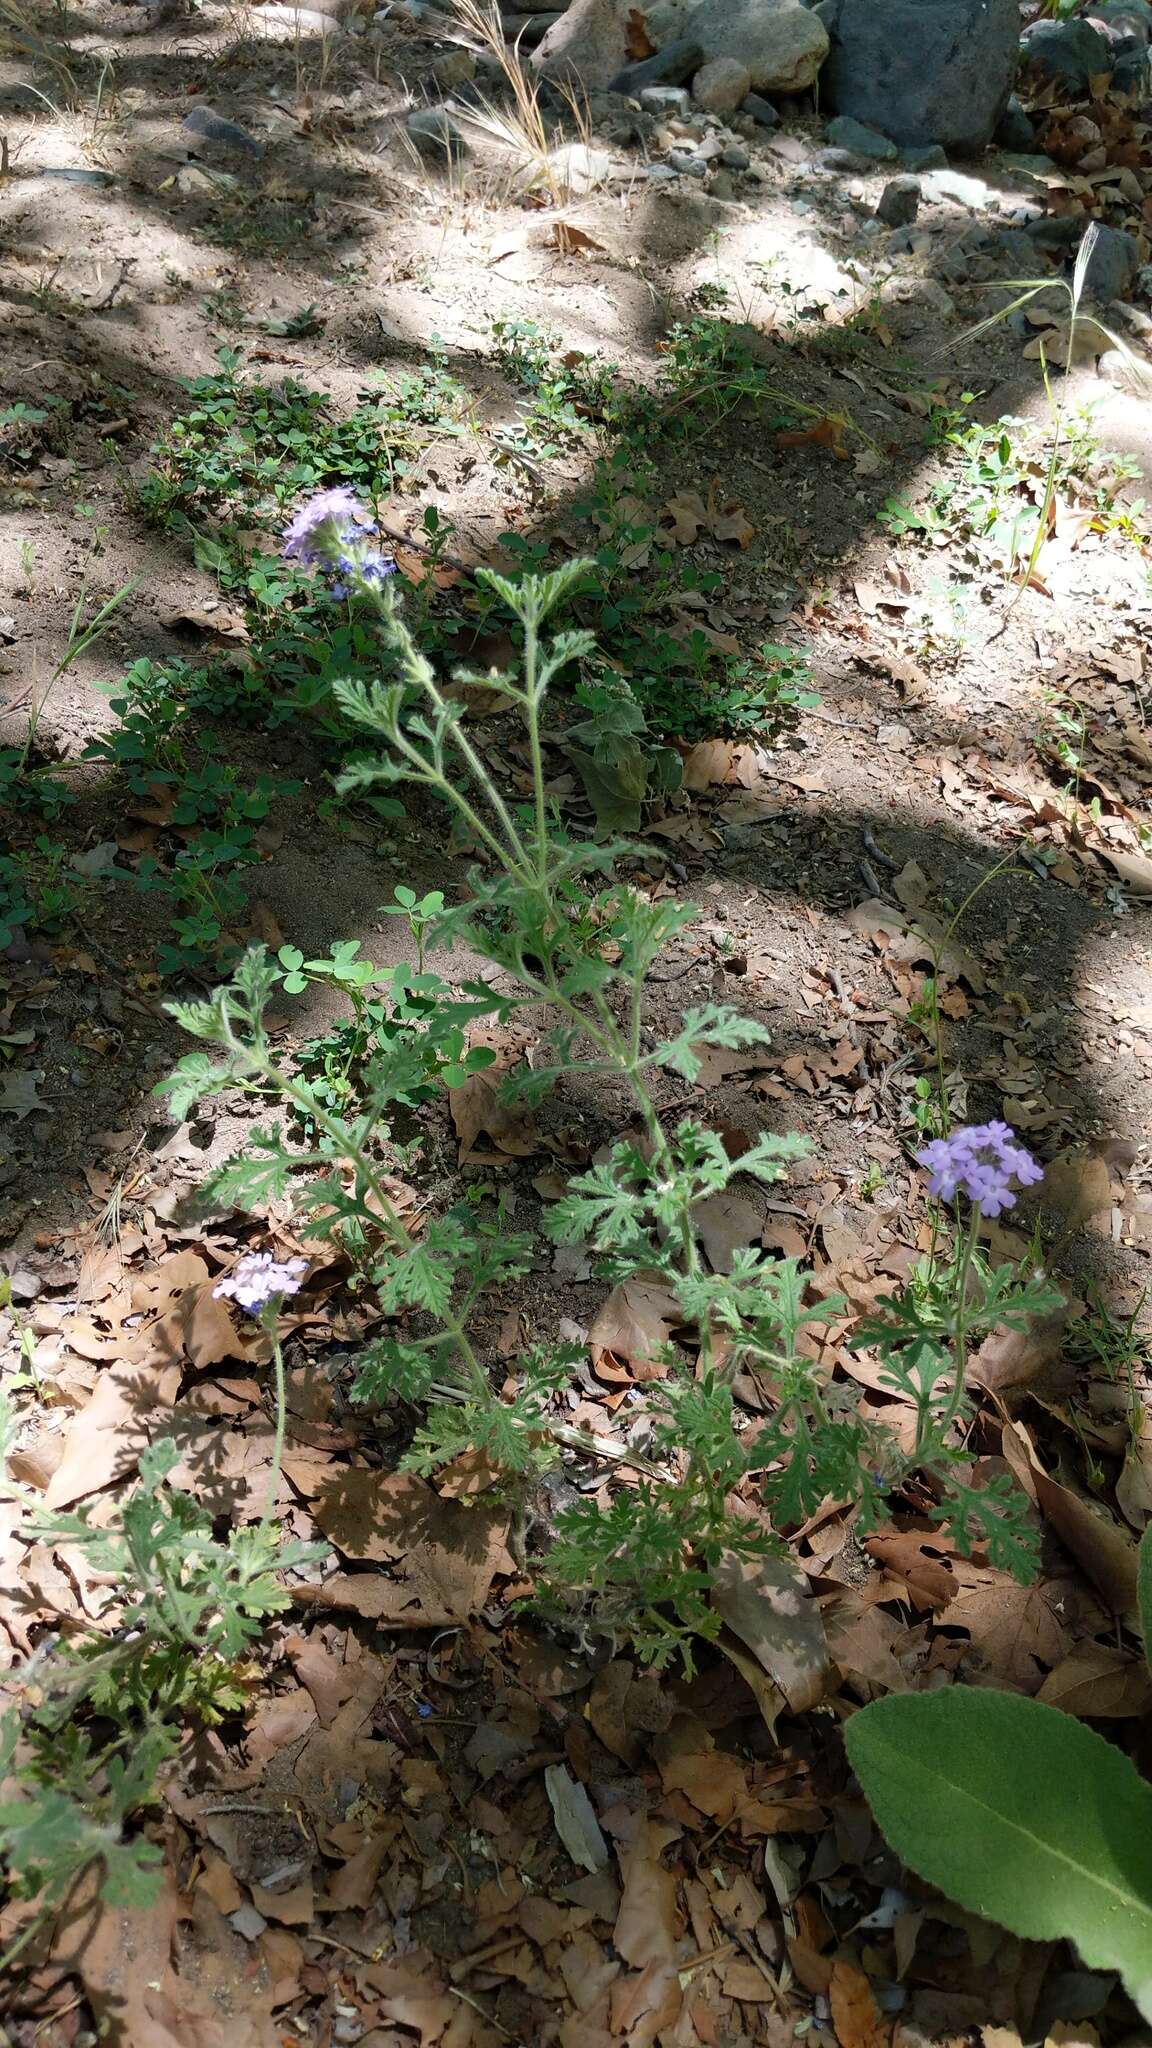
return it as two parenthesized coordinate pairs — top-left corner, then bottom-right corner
(940, 1203), (982, 1440)
(260, 1321), (288, 1535)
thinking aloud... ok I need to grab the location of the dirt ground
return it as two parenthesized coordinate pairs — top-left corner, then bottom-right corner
(4, 0), (1152, 2041)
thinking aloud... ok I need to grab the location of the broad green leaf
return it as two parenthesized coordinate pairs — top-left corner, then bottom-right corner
(846, 1689), (1152, 2019)
(1139, 1522), (1152, 1674)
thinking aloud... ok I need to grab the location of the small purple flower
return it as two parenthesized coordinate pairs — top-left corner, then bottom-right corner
(282, 490), (396, 598)
(916, 1121), (1044, 1219)
(214, 1251), (308, 1314)
(282, 488), (372, 566)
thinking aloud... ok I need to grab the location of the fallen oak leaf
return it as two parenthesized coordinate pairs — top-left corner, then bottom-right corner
(775, 414), (849, 460)
(660, 489), (707, 545)
(706, 481), (755, 547)
(829, 1955), (892, 2048)
(548, 221), (606, 256)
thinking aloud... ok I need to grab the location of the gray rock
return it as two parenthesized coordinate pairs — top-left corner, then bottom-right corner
(640, 83), (691, 111)
(820, 145), (870, 170)
(667, 146), (709, 174)
(997, 226), (1045, 270)
(406, 108), (467, 160)
(248, 5), (342, 34)
(1096, 346), (1150, 391)
(679, 0), (828, 92)
(922, 165), (997, 209)
(645, 159), (682, 178)
(721, 140), (750, 167)
(549, 139), (613, 190)
(876, 173), (920, 226)
(994, 94), (1034, 151)
(5, 1269), (41, 1303)
(38, 166), (117, 185)
(692, 54), (751, 111)
(826, 113), (896, 158)
(824, 0), (1018, 153)
(607, 38), (704, 92)
(181, 106), (263, 157)
(1026, 213), (1083, 252)
(708, 168), (737, 197)
(1111, 49), (1149, 91)
(1079, 221), (1139, 300)
(499, 12), (559, 48)
(900, 142), (947, 170)
(741, 91), (780, 126)
(1020, 18), (1113, 87)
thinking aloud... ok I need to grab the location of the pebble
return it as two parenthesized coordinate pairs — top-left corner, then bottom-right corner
(921, 166), (997, 209)
(248, 4), (343, 35)
(692, 55), (751, 114)
(1097, 347), (1150, 391)
(406, 107), (467, 160)
(741, 91), (780, 128)
(639, 84), (690, 113)
(875, 174), (920, 227)
(5, 1268), (41, 1303)
(38, 166), (116, 185)
(825, 114), (897, 159)
(900, 142), (947, 172)
(548, 140), (613, 192)
(994, 94), (1034, 151)
(645, 161), (681, 180)
(1079, 220), (1140, 300)
(708, 168), (737, 199)
(667, 148), (708, 176)
(181, 106), (263, 157)
(720, 142), (749, 169)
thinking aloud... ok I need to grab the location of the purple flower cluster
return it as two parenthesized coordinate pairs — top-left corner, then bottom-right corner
(916, 1121), (1044, 1219)
(214, 1251), (308, 1315)
(282, 488), (395, 598)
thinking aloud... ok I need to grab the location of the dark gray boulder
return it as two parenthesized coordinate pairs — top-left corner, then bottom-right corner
(822, 0), (1019, 154)
(1019, 18), (1113, 87)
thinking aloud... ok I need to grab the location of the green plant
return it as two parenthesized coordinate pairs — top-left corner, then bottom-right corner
(0, 1287), (316, 1969)
(159, 536), (1056, 1671)
(846, 1526), (1152, 2023)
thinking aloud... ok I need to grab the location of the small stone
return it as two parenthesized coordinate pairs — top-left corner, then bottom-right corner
(548, 140), (613, 192)
(666, 148), (708, 176)
(740, 91), (779, 128)
(880, 274), (955, 319)
(1078, 221), (1140, 301)
(708, 168), (737, 199)
(922, 166), (996, 210)
(875, 174), (920, 227)
(825, 114), (897, 159)
(720, 141), (749, 169)
(1097, 347), (1150, 391)
(181, 106), (263, 157)
(229, 1904), (269, 1942)
(5, 1269), (41, 1303)
(406, 108), (467, 160)
(431, 47), (476, 84)
(994, 94), (1034, 151)
(1026, 213), (1083, 251)
(639, 84), (690, 113)
(645, 160), (681, 179)
(900, 142), (947, 171)
(1112, 50), (1149, 92)
(692, 55), (751, 114)
(820, 146), (870, 172)
(608, 39), (704, 94)
(248, 4), (342, 34)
